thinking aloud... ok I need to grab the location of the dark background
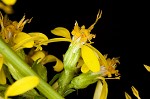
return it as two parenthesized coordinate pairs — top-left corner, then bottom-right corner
(1, 0), (150, 99)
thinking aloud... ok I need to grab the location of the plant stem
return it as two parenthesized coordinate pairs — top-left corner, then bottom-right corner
(0, 38), (64, 99)
(57, 42), (81, 96)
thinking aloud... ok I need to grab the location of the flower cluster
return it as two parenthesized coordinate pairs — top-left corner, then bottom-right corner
(0, 1), (123, 99)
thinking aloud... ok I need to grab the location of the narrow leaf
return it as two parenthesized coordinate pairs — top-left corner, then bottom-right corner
(32, 63), (47, 82)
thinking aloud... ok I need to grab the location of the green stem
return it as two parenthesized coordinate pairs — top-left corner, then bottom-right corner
(57, 42), (81, 96)
(58, 70), (75, 96)
(0, 38), (64, 99)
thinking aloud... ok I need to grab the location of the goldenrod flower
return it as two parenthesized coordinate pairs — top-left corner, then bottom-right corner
(99, 54), (120, 77)
(28, 50), (64, 72)
(0, 13), (31, 44)
(50, 10), (107, 73)
(0, 13), (49, 51)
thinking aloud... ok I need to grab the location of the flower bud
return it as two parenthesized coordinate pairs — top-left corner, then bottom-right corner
(69, 72), (100, 89)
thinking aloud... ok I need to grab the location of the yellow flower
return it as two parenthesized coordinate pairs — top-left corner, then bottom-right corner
(0, 13), (32, 44)
(13, 32), (34, 49)
(71, 10), (102, 44)
(0, 13), (49, 51)
(28, 32), (49, 51)
(50, 10), (107, 73)
(99, 54), (120, 77)
(28, 50), (64, 72)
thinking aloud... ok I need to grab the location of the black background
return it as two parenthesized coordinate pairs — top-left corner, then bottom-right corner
(1, 0), (150, 99)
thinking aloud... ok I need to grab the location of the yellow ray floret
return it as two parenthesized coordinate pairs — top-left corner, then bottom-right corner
(81, 45), (100, 73)
(5, 76), (39, 99)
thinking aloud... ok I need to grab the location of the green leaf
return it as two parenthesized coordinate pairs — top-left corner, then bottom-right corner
(32, 61), (47, 82)
(49, 73), (60, 85)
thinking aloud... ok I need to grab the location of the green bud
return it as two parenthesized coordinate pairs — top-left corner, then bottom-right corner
(69, 72), (100, 89)
(63, 42), (81, 71)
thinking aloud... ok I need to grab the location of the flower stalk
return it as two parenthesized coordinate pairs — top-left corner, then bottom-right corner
(58, 41), (81, 96)
(0, 37), (64, 99)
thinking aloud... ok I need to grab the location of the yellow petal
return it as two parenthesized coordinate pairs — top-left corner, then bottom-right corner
(125, 92), (132, 99)
(81, 45), (100, 72)
(93, 78), (108, 99)
(143, 64), (150, 72)
(76, 58), (84, 68)
(42, 55), (64, 72)
(93, 80), (102, 99)
(81, 63), (89, 73)
(71, 21), (80, 36)
(29, 32), (48, 45)
(0, 57), (3, 71)
(0, 2), (13, 14)
(13, 32), (34, 49)
(51, 27), (71, 39)
(5, 76), (39, 98)
(31, 51), (45, 63)
(1, 0), (17, 5)
(131, 86), (141, 99)
(45, 38), (71, 44)
(86, 44), (108, 68)
(0, 68), (6, 85)
(99, 78), (108, 99)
